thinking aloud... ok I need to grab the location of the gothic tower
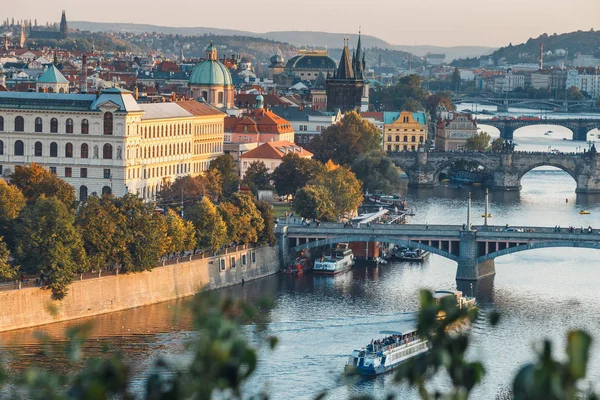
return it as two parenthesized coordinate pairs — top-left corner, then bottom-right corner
(59, 10), (68, 38)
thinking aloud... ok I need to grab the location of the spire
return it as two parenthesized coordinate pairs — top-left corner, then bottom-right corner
(335, 36), (354, 79)
(60, 10), (68, 36)
(354, 29), (365, 79)
(19, 24), (26, 49)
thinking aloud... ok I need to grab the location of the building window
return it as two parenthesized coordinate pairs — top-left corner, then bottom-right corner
(403, 136), (408, 142)
(411, 136), (416, 142)
(0, 140), (3, 155)
(50, 142), (58, 157)
(65, 142), (73, 158)
(387, 135), (391, 141)
(35, 117), (43, 132)
(419, 136), (424, 143)
(80, 168), (87, 178)
(220, 258), (226, 271)
(230, 256), (236, 269)
(102, 186), (112, 196)
(50, 118), (58, 133)
(0, 116), (3, 131)
(65, 167), (72, 177)
(34, 141), (42, 157)
(15, 116), (24, 132)
(395, 135), (400, 142)
(66, 118), (73, 134)
(395, 145), (400, 151)
(81, 119), (89, 134)
(81, 143), (88, 158)
(0, 165), (2, 175)
(403, 145), (408, 151)
(242, 254), (247, 266)
(251, 251), (256, 264)
(412, 145), (416, 151)
(103, 143), (113, 159)
(14, 140), (24, 156)
(49, 167), (57, 174)
(103, 169), (111, 179)
(79, 186), (88, 201)
(103, 112), (113, 135)
(218, 92), (224, 104)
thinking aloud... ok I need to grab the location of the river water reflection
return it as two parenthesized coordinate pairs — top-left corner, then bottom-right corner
(2, 129), (600, 399)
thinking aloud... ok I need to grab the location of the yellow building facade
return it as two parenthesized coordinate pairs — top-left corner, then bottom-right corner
(384, 111), (428, 152)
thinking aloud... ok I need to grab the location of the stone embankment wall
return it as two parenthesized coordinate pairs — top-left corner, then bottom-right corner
(0, 246), (280, 332)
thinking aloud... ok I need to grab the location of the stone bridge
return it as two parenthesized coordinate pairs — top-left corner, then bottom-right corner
(453, 97), (596, 112)
(275, 223), (600, 293)
(389, 151), (600, 193)
(476, 118), (600, 141)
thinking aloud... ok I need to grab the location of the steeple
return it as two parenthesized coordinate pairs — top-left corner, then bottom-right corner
(59, 10), (68, 36)
(19, 24), (26, 48)
(335, 37), (354, 79)
(354, 29), (364, 79)
(206, 40), (218, 61)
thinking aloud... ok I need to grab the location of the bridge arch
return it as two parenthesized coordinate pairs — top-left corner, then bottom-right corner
(291, 235), (459, 262)
(477, 241), (600, 264)
(512, 124), (574, 140)
(432, 157), (494, 183)
(517, 161), (578, 184)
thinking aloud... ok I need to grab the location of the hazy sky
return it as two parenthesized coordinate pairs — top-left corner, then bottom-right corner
(8, 0), (600, 47)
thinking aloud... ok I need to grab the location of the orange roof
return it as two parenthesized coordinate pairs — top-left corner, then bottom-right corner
(361, 112), (383, 120)
(177, 100), (225, 117)
(240, 140), (313, 160)
(225, 107), (294, 134)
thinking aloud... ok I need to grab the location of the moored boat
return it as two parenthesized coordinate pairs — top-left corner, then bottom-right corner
(313, 244), (355, 275)
(345, 328), (429, 376)
(579, 210), (591, 215)
(283, 257), (312, 275)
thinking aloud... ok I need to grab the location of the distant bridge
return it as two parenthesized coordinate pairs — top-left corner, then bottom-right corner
(275, 222), (600, 292)
(389, 151), (600, 193)
(453, 96), (596, 112)
(476, 118), (600, 141)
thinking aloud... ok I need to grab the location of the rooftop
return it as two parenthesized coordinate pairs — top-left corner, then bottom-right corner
(240, 140), (312, 160)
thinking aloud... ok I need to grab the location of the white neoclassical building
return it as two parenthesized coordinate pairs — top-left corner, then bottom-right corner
(0, 88), (225, 201)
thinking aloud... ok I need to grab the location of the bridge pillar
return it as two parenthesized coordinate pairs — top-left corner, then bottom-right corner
(497, 104), (509, 112)
(499, 125), (515, 140)
(489, 153), (521, 191)
(275, 225), (291, 267)
(575, 155), (600, 193)
(573, 125), (589, 141)
(456, 230), (496, 285)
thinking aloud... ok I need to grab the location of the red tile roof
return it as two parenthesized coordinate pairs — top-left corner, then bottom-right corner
(225, 107), (294, 134)
(240, 140), (313, 160)
(177, 100), (226, 117)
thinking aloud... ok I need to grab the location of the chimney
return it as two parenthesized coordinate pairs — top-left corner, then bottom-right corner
(539, 43), (543, 70)
(134, 86), (139, 100)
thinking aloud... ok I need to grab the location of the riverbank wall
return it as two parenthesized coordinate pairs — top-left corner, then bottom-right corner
(0, 246), (280, 332)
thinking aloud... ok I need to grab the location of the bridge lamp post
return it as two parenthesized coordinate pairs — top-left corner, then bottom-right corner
(466, 192), (472, 231)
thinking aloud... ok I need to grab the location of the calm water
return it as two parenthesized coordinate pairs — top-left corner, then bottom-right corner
(3, 124), (600, 399)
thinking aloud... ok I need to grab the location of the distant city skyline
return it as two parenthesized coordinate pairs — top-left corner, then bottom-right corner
(6, 0), (600, 47)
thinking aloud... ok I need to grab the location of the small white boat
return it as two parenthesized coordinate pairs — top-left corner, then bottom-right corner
(544, 130), (553, 136)
(344, 328), (429, 376)
(313, 244), (354, 275)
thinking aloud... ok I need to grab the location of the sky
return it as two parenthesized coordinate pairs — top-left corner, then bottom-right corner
(7, 0), (600, 47)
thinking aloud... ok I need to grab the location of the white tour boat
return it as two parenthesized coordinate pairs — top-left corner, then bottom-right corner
(345, 328), (429, 376)
(313, 244), (354, 275)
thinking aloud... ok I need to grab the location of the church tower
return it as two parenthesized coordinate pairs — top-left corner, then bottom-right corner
(59, 10), (68, 38)
(326, 32), (369, 113)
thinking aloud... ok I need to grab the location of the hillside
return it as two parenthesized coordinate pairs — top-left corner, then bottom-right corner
(453, 29), (600, 66)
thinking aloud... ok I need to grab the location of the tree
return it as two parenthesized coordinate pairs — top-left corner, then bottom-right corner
(0, 180), (26, 245)
(596, 97), (600, 108)
(370, 74), (428, 111)
(425, 92), (456, 120)
(567, 85), (584, 100)
(230, 193), (264, 245)
(241, 161), (273, 194)
(14, 196), (87, 299)
(0, 238), (17, 280)
(402, 98), (424, 112)
(491, 137), (505, 153)
(351, 151), (403, 194)
(186, 197), (228, 252)
(451, 66), (461, 92)
(271, 154), (322, 198)
(209, 155), (239, 199)
(465, 131), (491, 151)
(218, 202), (246, 244)
(293, 185), (333, 221)
(306, 111), (382, 166)
(157, 176), (207, 212)
(255, 201), (276, 245)
(10, 163), (75, 206)
(165, 209), (196, 255)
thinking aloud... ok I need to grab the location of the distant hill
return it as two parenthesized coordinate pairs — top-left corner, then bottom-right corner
(69, 21), (494, 61)
(453, 30), (600, 66)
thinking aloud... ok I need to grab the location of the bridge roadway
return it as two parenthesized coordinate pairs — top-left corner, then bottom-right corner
(476, 118), (600, 141)
(389, 150), (600, 193)
(453, 97), (596, 112)
(275, 222), (600, 291)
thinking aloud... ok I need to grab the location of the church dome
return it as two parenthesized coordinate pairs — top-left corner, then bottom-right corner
(189, 59), (232, 87)
(270, 54), (284, 64)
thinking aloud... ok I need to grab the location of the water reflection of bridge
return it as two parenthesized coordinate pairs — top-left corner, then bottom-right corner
(476, 118), (600, 141)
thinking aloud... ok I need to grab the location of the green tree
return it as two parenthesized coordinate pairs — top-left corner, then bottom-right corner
(165, 209), (196, 255)
(241, 161), (273, 194)
(10, 163), (75, 206)
(491, 137), (505, 153)
(306, 111), (382, 166)
(186, 197), (228, 251)
(425, 92), (456, 120)
(452, 66), (461, 92)
(293, 185), (334, 221)
(157, 175), (207, 212)
(255, 201), (277, 245)
(271, 153), (322, 198)
(308, 161), (363, 220)
(567, 85), (584, 100)
(0, 238), (16, 280)
(465, 131), (491, 151)
(209, 154), (239, 199)
(0, 180), (26, 246)
(14, 197), (87, 299)
(402, 98), (424, 112)
(230, 193), (264, 244)
(218, 202), (247, 244)
(351, 151), (403, 194)
(370, 74), (427, 111)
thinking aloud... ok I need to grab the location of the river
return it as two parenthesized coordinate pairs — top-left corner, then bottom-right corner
(2, 124), (600, 399)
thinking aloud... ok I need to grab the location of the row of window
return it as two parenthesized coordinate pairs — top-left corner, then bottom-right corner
(141, 122), (223, 139)
(386, 136), (424, 143)
(218, 251), (257, 271)
(387, 145), (417, 151)
(0, 113), (113, 135)
(0, 140), (116, 159)
(386, 128), (424, 132)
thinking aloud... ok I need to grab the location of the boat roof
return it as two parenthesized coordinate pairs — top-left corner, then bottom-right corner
(433, 290), (462, 299)
(379, 328), (417, 336)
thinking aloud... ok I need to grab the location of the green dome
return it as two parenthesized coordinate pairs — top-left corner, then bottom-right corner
(189, 60), (232, 87)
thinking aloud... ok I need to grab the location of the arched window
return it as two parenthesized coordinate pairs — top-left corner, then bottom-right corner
(102, 186), (112, 196)
(218, 92), (224, 104)
(34, 141), (43, 157)
(14, 140), (24, 156)
(103, 143), (113, 159)
(58, 88), (65, 94)
(411, 136), (416, 142)
(48, 87), (54, 93)
(419, 136), (424, 143)
(14, 116), (24, 132)
(395, 135), (400, 142)
(35, 117), (43, 132)
(81, 143), (89, 158)
(50, 118), (58, 133)
(0, 116), (4, 131)
(81, 119), (89, 134)
(66, 118), (73, 134)
(0, 140), (4, 155)
(103, 112), (113, 135)
(403, 136), (408, 142)
(50, 142), (58, 157)
(65, 142), (73, 158)
(79, 186), (88, 201)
